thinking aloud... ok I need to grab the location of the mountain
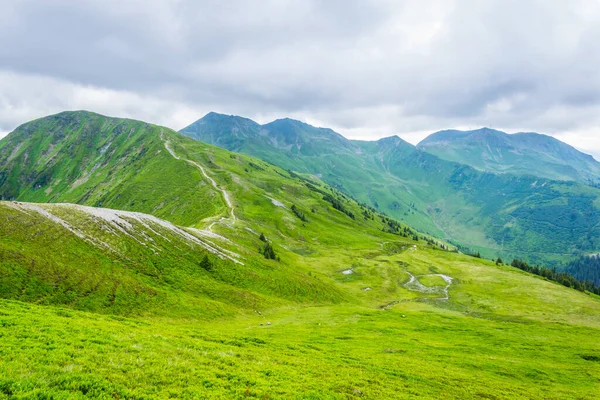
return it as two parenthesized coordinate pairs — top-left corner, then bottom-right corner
(418, 127), (600, 184)
(180, 111), (263, 150)
(2, 111), (600, 398)
(181, 113), (357, 155)
(181, 113), (600, 266)
(0, 110), (435, 318)
(180, 113), (363, 170)
(0, 111), (224, 226)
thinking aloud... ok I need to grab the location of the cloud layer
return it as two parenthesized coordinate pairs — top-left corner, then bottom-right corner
(1, 0), (599, 155)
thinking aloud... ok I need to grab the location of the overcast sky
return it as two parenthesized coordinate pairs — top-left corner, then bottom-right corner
(1, 0), (600, 156)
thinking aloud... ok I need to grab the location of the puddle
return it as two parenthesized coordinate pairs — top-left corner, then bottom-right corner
(403, 270), (453, 300)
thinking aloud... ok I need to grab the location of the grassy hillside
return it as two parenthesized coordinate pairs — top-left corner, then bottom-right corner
(1, 199), (377, 318)
(418, 128), (600, 185)
(181, 113), (600, 267)
(0, 111), (224, 226)
(1, 111), (600, 398)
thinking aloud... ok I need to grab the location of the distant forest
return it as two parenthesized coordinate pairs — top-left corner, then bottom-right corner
(565, 256), (600, 287)
(510, 259), (600, 295)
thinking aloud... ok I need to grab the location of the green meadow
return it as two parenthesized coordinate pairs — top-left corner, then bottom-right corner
(2, 247), (600, 399)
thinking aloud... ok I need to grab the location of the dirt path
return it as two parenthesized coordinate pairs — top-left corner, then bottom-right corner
(161, 133), (236, 231)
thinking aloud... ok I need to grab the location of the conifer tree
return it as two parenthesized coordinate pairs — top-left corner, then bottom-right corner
(200, 255), (213, 271)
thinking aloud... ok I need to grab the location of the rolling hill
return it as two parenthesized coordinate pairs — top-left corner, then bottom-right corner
(1, 111), (600, 398)
(180, 112), (600, 266)
(418, 127), (600, 185)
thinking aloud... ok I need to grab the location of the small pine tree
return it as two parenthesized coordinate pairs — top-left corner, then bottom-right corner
(261, 243), (277, 260)
(259, 233), (267, 242)
(496, 257), (503, 265)
(200, 255), (213, 271)
(291, 204), (308, 222)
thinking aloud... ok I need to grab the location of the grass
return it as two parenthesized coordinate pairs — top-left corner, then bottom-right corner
(1, 292), (599, 399)
(417, 275), (447, 287)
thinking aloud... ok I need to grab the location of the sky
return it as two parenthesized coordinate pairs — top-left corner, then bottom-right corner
(1, 0), (600, 157)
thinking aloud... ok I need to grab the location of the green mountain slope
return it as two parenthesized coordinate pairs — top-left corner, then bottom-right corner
(180, 113), (600, 266)
(1, 111), (600, 398)
(0, 111), (224, 226)
(0, 201), (262, 318)
(418, 127), (600, 185)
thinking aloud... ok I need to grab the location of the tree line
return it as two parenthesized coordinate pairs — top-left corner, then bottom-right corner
(510, 259), (600, 295)
(565, 255), (600, 286)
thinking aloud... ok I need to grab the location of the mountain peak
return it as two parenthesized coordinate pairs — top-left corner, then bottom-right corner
(30, 110), (106, 125)
(199, 111), (257, 124)
(180, 113), (262, 143)
(417, 127), (600, 183)
(4, 110), (156, 143)
(265, 117), (326, 131)
(377, 135), (410, 146)
(265, 117), (304, 127)
(474, 127), (504, 134)
(202, 111), (226, 119)
(418, 128), (507, 147)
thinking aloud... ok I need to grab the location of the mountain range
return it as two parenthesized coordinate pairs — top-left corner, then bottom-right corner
(418, 127), (600, 184)
(181, 112), (600, 266)
(1, 111), (600, 398)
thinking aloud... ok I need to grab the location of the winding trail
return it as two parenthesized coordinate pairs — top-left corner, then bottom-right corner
(161, 133), (236, 231)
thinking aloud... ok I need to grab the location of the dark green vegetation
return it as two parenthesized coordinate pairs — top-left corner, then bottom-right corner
(418, 127), (600, 185)
(1, 111), (600, 398)
(180, 113), (600, 267)
(511, 259), (600, 295)
(566, 255), (600, 286)
(291, 204), (308, 222)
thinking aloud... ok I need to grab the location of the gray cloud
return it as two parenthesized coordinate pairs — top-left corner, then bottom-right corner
(1, 0), (600, 154)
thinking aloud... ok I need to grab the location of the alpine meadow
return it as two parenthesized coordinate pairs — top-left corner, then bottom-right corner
(2, 2), (600, 399)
